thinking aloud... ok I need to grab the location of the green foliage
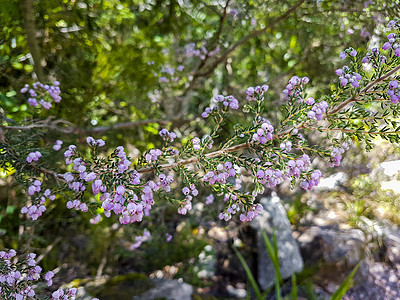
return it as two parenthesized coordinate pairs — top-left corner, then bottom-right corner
(2, 1), (400, 298)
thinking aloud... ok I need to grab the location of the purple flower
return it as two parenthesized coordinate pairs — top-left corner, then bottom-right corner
(306, 97), (315, 105)
(340, 78), (348, 86)
(335, 69), (344, 76)
(389, 80), (399, 89)
(382, 42), (392, 50)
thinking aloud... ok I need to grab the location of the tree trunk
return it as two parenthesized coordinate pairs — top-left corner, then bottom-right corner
(19, 0), (46, 82)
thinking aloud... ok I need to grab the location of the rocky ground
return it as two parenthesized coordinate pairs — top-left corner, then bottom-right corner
(53, 161), (400, 299)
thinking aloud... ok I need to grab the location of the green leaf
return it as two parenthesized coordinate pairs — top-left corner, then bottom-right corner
(329, 261), (360, 300)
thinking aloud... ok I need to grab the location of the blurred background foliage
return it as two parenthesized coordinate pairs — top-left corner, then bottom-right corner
(1, 0), (400, 297)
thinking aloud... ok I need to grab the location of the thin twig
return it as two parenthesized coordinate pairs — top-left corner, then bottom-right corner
(303, 125), (400, 136)
(36, 237), (62, 264)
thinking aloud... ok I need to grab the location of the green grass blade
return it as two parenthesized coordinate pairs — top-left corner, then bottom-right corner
(261, 229), (283, 284)
(290, 274), (297, 300)
(275, 275), (282, 300)
(329, 261), (360, 300)
(232, 245), (263, 299)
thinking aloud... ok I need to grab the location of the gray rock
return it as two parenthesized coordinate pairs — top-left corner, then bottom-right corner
(250, 193), (304, 290)
(297, 226), (365, 266)
(133, 279), (193, 300)
(384, 229), (400, 267)
(346, 260), (400, 300)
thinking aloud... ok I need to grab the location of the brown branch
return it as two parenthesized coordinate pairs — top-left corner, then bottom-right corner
(327, 64), (400, 116)
(0, 117), (76, 134)
(137, 142), (250, 174)
(197, 0), (306, 78)
(0, 117), (172, 135)
(82, 119), (171, 134)
(36, 237), (62, 264)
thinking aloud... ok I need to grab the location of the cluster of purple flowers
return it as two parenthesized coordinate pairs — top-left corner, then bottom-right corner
(67, 157), (96, 183)
(63, 145), (77, 165)
(119, 174), (174, 225)
(177, 199), (192, 215)
(307, 100), (329, 120)
(335, 66), (362, 88)
(192, 137), (201, 150)
(239, 203), (263, 222)
(129, 229), (151, 250)
(215, 95), (239, 109)
(282, 76), (309, 101)
(21, 81), (61, 109)
(66, 199), (88, 212)
(157, 173), (175, 193)
(61, 139), (177, 225)
(89, 214), (101, 224)
(201, 94), (239, 118)
(382, 33), (400, 56)
(245, 84), (269, 101)
(327, 142), (349, 167)
(26, 151), (42, 163)
(178, 184), (198, 215)
(184, 43), (220, 60)
(219, 203), (240, 221)
(387, 80), (400, 104)
(203, 162), (236, 185)
(256, 168), (283, 188)
(159, 128), (177, 142)
(86, 137), (106, 147)
(300, 170), (322, 190)
(0, 249), (56, 299)
(362, 47), (387, 66)
(252, 122), (274, 144)
(28, 179), (41, 195)
(205, 194), (214, 205)
(145, 149), (163, 163)
(339, 47), (357, 60)
(53, 140), (63, 151)
(115, 146), (132, 173)
(280, 141), (293, 152)
(21, 188), (55, 220)
(201, 105), (218, 118)
(286, 154), (312, 178)
(51, 287), (79, 300)
(157, 65), (184, 83)
(21, 203), (46, 220)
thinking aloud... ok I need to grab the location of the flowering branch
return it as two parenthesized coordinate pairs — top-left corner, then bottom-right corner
(303, 125), (400, 136)
(327, 64), (400, 115)
(138, 142), (250, 174)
